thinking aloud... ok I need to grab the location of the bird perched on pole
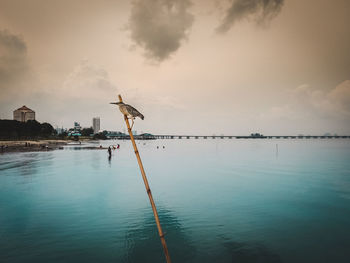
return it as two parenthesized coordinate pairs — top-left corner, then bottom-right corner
(110, 101), (144, 129)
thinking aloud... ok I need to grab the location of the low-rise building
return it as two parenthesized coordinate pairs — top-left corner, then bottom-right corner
(13, 105), (35, 122)
(74, 122), (82, 132)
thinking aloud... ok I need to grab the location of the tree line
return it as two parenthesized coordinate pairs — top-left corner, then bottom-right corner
(0, 120), (56, 140)
(0, 119), (110, 140)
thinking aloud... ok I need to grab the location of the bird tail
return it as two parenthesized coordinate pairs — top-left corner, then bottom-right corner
(139, 114), (144, 120)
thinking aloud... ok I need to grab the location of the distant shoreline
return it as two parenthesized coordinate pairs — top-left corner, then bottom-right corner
(0, 139), (119, 154)
(0, 140), (69, 153)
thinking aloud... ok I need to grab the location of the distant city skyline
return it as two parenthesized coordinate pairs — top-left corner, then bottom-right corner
(0, 0), (349, 135)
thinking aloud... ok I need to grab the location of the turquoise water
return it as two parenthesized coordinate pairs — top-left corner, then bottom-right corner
(1, 139), (350, 263)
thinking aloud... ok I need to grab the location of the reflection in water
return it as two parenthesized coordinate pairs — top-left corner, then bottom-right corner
(195, 237), (282, 263)
(90, 151), (101, 170)
(223, 241), (282, 263)
(19, 156), (38, 177)
(22, 152), (53, 175)
(124, 208), (196, 263)
(122, 206), (281, 263)
(108, 155), (112, 166)
(0, 153), (40, 175)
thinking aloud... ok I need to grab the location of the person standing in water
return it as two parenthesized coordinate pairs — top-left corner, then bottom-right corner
(108, 146), (112, 158)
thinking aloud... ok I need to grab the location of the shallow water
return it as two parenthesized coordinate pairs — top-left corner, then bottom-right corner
(1, 139), (350, 263)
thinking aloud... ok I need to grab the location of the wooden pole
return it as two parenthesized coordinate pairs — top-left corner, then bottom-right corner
(118, 95), (172, 263)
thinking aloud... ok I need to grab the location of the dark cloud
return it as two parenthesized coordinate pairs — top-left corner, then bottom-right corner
(0, 30), (31, 94)
(217, 0), (284, 33)
(0, 30), (26, 53)
(128, 0), (194, 61)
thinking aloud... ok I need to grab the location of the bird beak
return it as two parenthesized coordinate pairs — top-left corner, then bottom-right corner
(110, 102), (118, 105)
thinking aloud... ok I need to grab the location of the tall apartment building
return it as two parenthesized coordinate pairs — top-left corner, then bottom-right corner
(92, 117), (100, 134)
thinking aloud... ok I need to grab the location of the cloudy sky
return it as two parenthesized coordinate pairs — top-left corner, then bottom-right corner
(0, 0), (349, 135)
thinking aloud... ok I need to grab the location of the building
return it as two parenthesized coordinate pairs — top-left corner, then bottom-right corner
(67, 122), (82, 136)
(92, 117), (100, 134)
(74, 122), (82, 132)
(13, 105), (35, 122)
(55, 126), (66, 135)
(106, 131), (126, 139)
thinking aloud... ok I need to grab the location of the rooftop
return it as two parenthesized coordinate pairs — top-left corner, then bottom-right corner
(15, 105), (35, 112)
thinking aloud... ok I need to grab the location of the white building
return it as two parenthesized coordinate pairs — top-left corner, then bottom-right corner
(74, 122), (82, 132)
(13, 105), (35, 122)
(92, 117), (100, 134)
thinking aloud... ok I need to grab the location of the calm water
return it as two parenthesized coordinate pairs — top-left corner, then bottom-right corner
(1, 139), (350, 263)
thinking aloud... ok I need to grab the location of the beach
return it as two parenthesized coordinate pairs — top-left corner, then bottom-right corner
(0, 140), (68, 153)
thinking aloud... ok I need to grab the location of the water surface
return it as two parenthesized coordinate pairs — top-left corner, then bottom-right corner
(1, 139), (350, 262)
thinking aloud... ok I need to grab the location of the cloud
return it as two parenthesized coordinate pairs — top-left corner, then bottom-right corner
(62, 60), (117, 99)
(328, 80), (350, 115)
(127, 0), (194, 61)
(216, 0), (284, 33)
(288, 82), (350, 119)
(0, 29), (32, 96)
(259, 81), (350, 133)
(39, 61), (120, 127)
(152, 95), (187, 109)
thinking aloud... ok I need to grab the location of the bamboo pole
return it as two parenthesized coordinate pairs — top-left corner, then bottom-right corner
(118, 95), (171, 263)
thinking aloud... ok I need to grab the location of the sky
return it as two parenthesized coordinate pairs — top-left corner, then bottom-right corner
(0, 0), (349, 135)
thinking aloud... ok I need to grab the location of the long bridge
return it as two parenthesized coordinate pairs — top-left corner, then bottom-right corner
(152, 135), (350, 139)
(108, 134), (350, 140)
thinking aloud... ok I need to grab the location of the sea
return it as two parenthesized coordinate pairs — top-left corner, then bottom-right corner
(1, 139), (350, 263)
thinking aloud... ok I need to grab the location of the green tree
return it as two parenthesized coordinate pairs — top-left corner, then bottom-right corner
(93, 132), (107, 140)
(40, 122), (55, 137)
(0, 119), (56, 139)
(81, 127), (94, 136)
